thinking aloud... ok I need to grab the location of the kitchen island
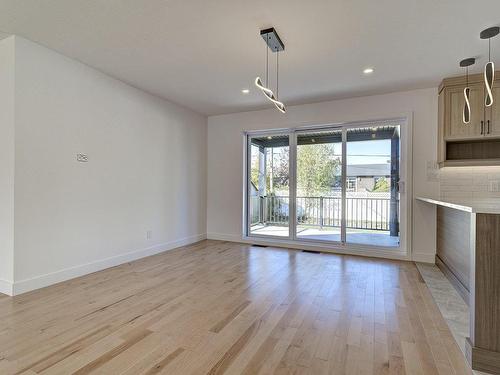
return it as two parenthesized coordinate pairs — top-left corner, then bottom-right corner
(417, 197), (500, 374)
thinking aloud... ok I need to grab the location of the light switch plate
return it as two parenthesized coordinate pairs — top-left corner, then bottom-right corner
(76, 153), (88, 162)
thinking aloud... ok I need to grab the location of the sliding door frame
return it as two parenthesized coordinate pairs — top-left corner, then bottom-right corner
(242, 115), (413, 260)
(341, 127), (347, 244)
(293, 125), (345, 245)
(244, 129), (293, 241)
(289, 132), (298, 241)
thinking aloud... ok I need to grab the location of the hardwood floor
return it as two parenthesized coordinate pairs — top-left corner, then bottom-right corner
(0, 240), (472, 375)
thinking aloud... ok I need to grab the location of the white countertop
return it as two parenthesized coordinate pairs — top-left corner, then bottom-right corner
(416, 196), (500, 214)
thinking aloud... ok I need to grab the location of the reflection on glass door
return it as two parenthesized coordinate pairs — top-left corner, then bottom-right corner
(295, 129), (342, 242)
(345, 125), (400, 247)
(248, 134), (290, 237)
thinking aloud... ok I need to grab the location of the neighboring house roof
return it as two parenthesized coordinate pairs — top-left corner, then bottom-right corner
(346, 163), (390, 177)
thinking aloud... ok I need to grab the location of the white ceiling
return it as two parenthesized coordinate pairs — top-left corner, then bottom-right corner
(0, 0), (499, 115)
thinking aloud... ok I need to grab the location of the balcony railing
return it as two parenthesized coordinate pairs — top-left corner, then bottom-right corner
(251, 195), (394, 231)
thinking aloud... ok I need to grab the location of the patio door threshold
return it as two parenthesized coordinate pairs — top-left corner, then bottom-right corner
(241, 235), (410, 262)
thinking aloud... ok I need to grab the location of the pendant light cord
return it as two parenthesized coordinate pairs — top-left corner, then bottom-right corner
(256, 29), (286, 113)
(489, 38), (491, 61)
(266, 34), (269, 87)
(276, 50), (279, 99)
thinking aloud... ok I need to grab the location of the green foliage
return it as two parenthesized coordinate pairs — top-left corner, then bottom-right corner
(250, 143), (341, 197)
(250, 145), (261, 189)
(296, 144), (340, 196)
(266, 147), (289, 193)
(372, 178), (390, 192)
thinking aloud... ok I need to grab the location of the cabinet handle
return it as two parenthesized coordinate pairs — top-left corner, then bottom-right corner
(488, 120), (490, 134)
(481, 120), (484, 134)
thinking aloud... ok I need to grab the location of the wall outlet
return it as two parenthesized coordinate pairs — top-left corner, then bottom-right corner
(489, 180), (499, 192)
(76, 153), (88, 162)
(146, 230), (153, 240)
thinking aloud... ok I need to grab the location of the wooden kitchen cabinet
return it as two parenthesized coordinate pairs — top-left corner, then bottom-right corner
(438, 71), (500, 167)
(444, 82), (484, 139)
(485, 80), (500, 137)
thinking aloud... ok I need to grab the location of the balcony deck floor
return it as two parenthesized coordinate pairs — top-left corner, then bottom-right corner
(250, 225), (400, 247)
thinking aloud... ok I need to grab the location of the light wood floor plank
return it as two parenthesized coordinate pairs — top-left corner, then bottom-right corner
(0, 240), (473, 375)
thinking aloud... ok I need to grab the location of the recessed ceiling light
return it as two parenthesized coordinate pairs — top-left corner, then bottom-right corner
(363, 68), (374, 74)
(241, 89), (250, 94)
(267, 136), (272, 140)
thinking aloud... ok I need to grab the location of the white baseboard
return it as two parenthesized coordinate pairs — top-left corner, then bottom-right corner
(12, 233), (206, 296)
(207, 232), (411, 261)
(411, 252), (436, 263)
(207, 232), (243, 243)
(0, 279), (13, 296)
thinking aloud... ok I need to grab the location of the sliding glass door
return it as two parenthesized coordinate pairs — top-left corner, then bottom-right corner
(296, 129), (343, 242)
(345, 124), (400, 247)
(245, 120), (405, 251)
(247, 133), (290, 238)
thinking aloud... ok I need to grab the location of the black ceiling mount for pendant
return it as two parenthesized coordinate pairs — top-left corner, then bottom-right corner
(480, 26), (500, 40)
(460, 58), (475, 124)
(260, 28), (285, 52)
(460, 58), (476, 67)
(480, 26), (499, 107)
(255, 27), (286, 113)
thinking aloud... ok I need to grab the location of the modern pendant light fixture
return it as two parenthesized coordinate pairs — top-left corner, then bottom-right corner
(255, 28), (286, 113)
(460, 58), (475, 124)
(480, 26), (499, 107)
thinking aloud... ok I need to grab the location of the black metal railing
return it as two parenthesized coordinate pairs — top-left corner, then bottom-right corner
(250, 195), (393, 231)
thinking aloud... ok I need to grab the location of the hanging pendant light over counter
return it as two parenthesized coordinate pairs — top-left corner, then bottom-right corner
(460, 58), (475, 124)
(480, 26), (499, 107)
(255, 28), (286, 113)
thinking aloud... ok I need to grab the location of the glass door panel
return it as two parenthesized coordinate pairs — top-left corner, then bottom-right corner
(295, 129), (342, 242)
(248, 134), (290, 237)
(345, 125), (400, 247)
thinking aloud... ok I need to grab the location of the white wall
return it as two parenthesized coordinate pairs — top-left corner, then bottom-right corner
(1, 35), (442, 295)
(207, 88), (439, 262)
(8, 37), (207, 294)
(0, 36), (15, 295)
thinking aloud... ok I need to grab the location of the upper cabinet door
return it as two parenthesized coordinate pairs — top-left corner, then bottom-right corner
(485, 81), (500, 137)
(445, 83), (484, 139)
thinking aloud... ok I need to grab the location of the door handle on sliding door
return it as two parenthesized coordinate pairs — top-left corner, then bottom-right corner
(397, 181), (405, 193)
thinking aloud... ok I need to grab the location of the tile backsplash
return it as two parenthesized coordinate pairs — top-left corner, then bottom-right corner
(439, 166), (500, 200)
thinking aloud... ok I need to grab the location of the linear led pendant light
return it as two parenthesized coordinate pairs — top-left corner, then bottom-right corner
(480, 26), (499, 107)
(460, 58), (475, 124)
(255, 28), (286, 113)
